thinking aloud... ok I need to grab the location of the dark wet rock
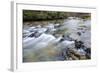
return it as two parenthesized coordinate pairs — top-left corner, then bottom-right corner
(84, 48), (91, 59)
(59, 38), (65, 42)
(75, 40), (84, 49)
(77, 32), (81, 36)
(85, 48), (91, 54)
(28, 31), (41, 38)
(28, 32), (35, 37)
(63, 35), (73, 41)
(85, 53), (91, 59)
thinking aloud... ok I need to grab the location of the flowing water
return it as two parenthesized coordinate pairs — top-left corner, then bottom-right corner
(23, 17), (91, 62)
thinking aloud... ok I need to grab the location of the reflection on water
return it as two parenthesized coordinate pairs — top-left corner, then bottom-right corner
(23, 17), (91, 62)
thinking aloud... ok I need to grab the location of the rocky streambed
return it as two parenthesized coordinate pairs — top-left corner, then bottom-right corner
(23, 17), (91, 62)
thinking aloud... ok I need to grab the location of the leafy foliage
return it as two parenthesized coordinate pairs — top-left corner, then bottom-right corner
(23, 10), (90, 21)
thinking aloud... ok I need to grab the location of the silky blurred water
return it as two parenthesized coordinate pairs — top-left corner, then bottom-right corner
(23, 17), (91, 62)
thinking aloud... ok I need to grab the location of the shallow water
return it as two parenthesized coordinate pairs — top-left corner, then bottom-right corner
(23, 17), (91, 62)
